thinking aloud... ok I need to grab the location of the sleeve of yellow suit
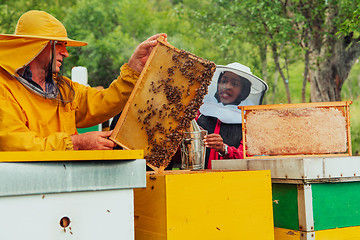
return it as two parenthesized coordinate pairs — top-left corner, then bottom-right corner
(73, 63), (139, 128)
(0, 63), (139, 151)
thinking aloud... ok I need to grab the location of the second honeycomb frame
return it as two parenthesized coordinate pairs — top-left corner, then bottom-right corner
(239, 101), (352, 159)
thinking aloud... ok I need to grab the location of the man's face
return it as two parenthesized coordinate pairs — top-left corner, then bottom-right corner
(35, 41), (69, 73)
(54, 41), (69, 73)
(217, 71), (242, 105)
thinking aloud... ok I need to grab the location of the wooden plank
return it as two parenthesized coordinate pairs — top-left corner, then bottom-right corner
(242, 106), (246, 158)
(166, 170), (274, 239)
(240, 101), (351, 111)
(272, 183), (299, 230)
(135, 170), (275, 240)
(312, 181), (360, 230)
(316, 225), (360, 240)
(346, 102), (352, 156)
(297, 184), (314, 232)
(134, 173), (167, 238)
(212, 157), (360, 180)
(274, 228), (301, 240)
(275, 225), (360, 240)
(0, 150), (143, 162)
(244, 153), (350, 160)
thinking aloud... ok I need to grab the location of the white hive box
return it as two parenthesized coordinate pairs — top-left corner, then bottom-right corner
(0, 150), (145, 240)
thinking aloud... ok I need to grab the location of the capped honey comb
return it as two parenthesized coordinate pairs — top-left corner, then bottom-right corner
(110, 37), (216, 169)
(240, 102), (352, 158)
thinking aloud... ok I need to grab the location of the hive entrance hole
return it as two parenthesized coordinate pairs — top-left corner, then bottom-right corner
(59, 216), (70, 228)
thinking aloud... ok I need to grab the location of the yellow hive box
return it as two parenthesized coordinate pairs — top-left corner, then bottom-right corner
(134, 170), (274, 240)
(274, 226), (360, 240)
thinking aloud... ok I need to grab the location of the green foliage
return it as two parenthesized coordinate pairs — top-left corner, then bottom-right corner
(338, 2), (360, 36)
(350, 99), (360, 156)
(61, 0), (145, 86)
(0, 0), (77, 34)
(342, 61), (360, 155)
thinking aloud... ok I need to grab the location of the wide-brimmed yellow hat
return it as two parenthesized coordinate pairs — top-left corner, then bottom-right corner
(0, 10), (87, 47)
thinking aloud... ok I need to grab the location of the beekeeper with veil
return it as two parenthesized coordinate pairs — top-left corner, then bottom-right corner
(0, 10), (167, 151)
(197, 62), (268, 169)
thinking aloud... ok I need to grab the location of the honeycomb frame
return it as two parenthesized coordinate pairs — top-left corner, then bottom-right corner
(240, 101), (352, 159)
(110, 37), (216, 170)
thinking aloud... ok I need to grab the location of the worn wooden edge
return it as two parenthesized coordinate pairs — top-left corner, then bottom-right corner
(146, 163), (158, 172)
(242, 106), (246, 158)
(157, 37), (212, 64)
(0, 150), (144, 162)
(244, 153), (351, 160)
(111, 138), (130, 150)
(239, 101), (352, 111)
(145, 169), (265, 175)
(109, 38), (162, 144)
(347, 102), (352, 156)
(145, 163), (166, 174)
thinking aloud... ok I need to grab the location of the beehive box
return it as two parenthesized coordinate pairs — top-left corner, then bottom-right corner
(0, 151), (146, 240)
(134, 170), (275, 240)
(212, 156), (360, 240)
(240, 101), (352, 159)
(110, 37), (215, 170)
(272, 180), (360, 240)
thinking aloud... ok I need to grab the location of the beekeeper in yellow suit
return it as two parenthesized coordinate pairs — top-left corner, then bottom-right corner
(0, 10), (167, 151)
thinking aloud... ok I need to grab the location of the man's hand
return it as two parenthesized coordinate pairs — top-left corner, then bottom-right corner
(203, 133), (226, 154)
(71, 131), (116, 150)
(128, 33), (168, 73)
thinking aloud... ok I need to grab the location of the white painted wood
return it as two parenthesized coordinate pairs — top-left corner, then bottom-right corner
(322, 157), (360, 178)
(0, 189), (135, 240)
(297, 184), (314, 232)
(212, 156), (360, 180)
(300, 231), (315, 240)
(0, 159), (146, 196)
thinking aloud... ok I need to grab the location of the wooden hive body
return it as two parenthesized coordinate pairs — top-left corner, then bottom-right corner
(134, 170), (275, 240)
(240, 101), (352, 159)
(110, 37), (215, 169)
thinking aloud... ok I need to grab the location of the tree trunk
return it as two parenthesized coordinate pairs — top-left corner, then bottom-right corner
(271, 42), (292, 103)
(271, 69), (279, 104)
(307, 4), (360, 102)
(302, 47), (309, 103)
(259, 44), (268, 104)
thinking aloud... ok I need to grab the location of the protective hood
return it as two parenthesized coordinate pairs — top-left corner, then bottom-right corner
(199, 62), (268, 124)
(0, 10), (87, 76)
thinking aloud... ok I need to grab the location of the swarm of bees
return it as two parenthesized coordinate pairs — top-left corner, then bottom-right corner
(111, 37), (215, 169)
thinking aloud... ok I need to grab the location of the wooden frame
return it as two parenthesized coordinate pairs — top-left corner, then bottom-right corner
(240, 101), (352, 159)
(110, 37), (215, 172)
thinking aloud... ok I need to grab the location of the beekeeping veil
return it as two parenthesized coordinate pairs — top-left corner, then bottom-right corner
(199, 62), (268, 123)
(0, 10), (87, 103)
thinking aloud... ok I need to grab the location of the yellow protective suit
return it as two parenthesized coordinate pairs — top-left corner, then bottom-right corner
(0, 11), (139, 151)
(0, 64), (138, 151)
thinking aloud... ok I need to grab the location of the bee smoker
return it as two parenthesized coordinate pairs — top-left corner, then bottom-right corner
(180, 120), (207, 170)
